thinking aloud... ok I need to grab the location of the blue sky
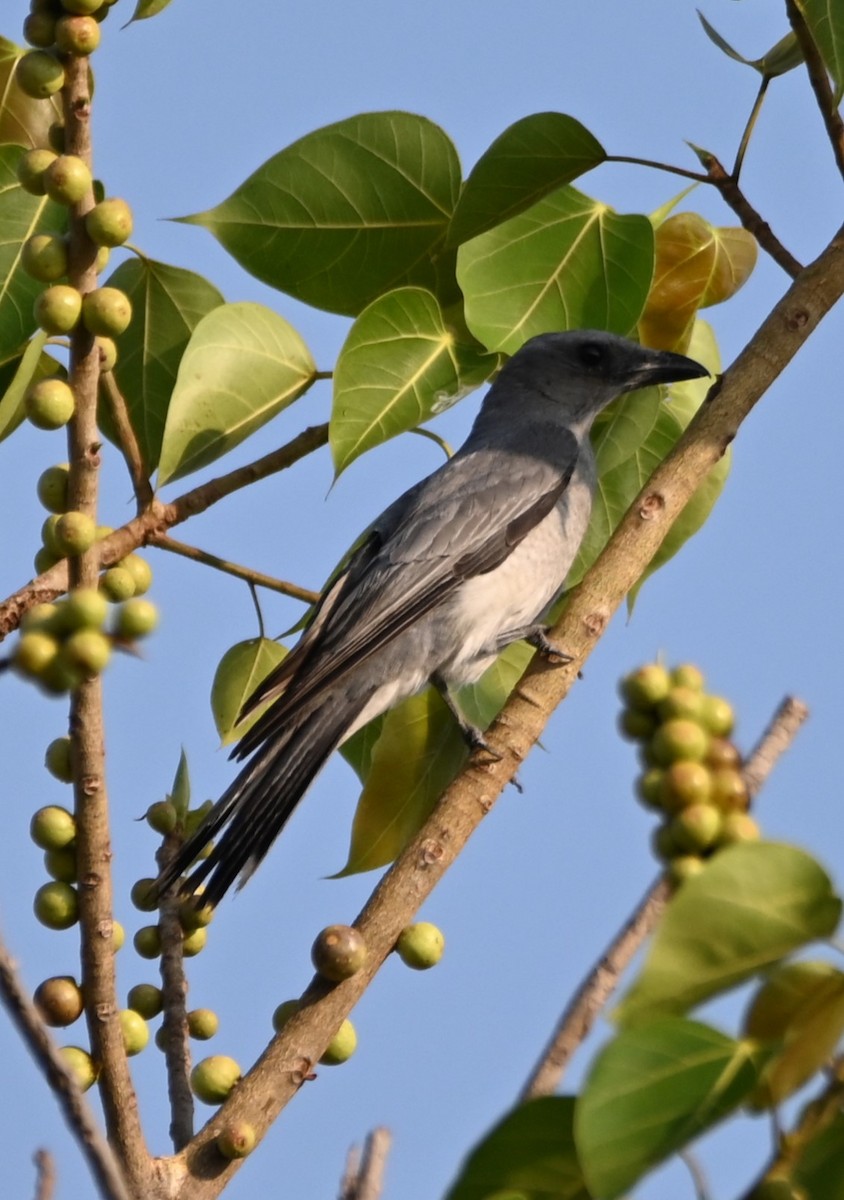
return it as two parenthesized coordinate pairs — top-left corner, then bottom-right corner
(2, 2), (843, 1198)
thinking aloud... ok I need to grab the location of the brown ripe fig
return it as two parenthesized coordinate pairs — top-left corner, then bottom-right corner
(81, 286), (132, 336)
(188, 1008), (219, 1040)
(60, 1045), (97, 1091)
(700, 694), (735, 737)
(619, 663), (671, 711)
(617, 708), (656, 741)
(34, 880), (79, 929)
(15, 50), (65, 98)
(54, 14), (101, 53)
(25, 377), (75, 430)
(190, 1055), (242, 1105)
(651, 718), (709, 766)
(706, 737), (742, 771)
(216, 1121), (256, 1160)
(710, 767), (750, 812)
(658, 761), (712, 814)
(22, 235), (69, 283)
(311, 924), (367, 981)
(395, 922), (445, 970)
(670, 802), (723, 853)
(36, 462), (70, 512)
(34, 976), (84, 1026)
(658, 686), (704, 723)
(127, 983), (162, 1019)
(34, 284), (82, 334)
(319, 1018), (357, 1065)
(30, 804), (75, 849)
(43, 154), (92, 205)
(85, 198), (133, 247)
(44, 735), (73, 782)
(16, 148), (58, 195)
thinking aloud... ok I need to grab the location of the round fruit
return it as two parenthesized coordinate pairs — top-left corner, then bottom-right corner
(311, 924), (367, 982)
(14, 631), (59, 678)
(635, 767), (664, 810)
(48, 121), (66, 153)
(41, 515), (63, 555)
(21, 602), (62, 634)
(38, 651), (84, 695)
(659, 761), (712, 813)
(719, 812), (761, 845)
(34, 284), (82, 335)
(271, 999), (299, 1033)
(34, 881), (79, 929)
(133, 925), (161, 959)
(658, 686), (704, 723)
(119, 1009), (149, 1056)
(670, 663), (705, 691)
(22, 12), (57, 47)
(700, 695), (735, 737)
(54, 14), (101, 53)
(668, 855), (706, 886)
(620, 663), (671, 711)
(188, 1008), (219, 1040)
(15, 50), (65, 98)
(16, 148), (58, 195)
(36, 463), (70, 513)
(179, 898), (214, 932)
(45, 735), (73, 781)
(117, 554), (152, 595)
(34, 547), (60, 574)
(395, 922), (445, 970)
(63, 629), (111, 674)
(62, 588), (109, 631)
(651, 822), (680, 862)
(62, 0), (105, 13)
(43, 155), (92, 205)
(190, 1055), (241, 1105)
(99, 567), (135, 602)
(182, 927), (207, 957)
(127, 983), (162, 1019)
(111, 920), (125, 951)
(25, 377), (75, 430)
(96, 336), (117, 370)
(130, 877), (158, 912)
(81, 287), (132, 336)
(114, 598), (158, 639)
(22, 235), (69, 283)
(44, 846), (77, 882)
(60, 1045), (97, 1091)
(146, 800), (176, 835)
(30, 804), (75, 849)
(670, 803), (723, 853)
(710, 767), (749, 812)
(54, 511), (96, 556)
(319, 1018), (357, 1065)
(216, 1121), (256, 1160)
(84, 198), (133, 247)
(651, 718), (709, 766)
(34, 976), (83, 1026)
(617, 708), (656, 741)
(706, 738), (742, 771)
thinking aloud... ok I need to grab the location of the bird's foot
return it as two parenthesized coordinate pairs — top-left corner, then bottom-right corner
(527, 626), (573, 665)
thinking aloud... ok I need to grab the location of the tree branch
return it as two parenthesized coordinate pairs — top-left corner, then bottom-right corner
(33, 1149), (56, 1200)
(0, 926), (129, 1200)
(151, 535), (319, 605)
(338, 1128), (392, 1200)
(163, 218), (844, 1200)
(157, 839), (195, 1153)
(786, 0), (844, 180)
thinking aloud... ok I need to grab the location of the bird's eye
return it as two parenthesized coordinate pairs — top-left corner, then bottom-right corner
(579, 342), (604, 368)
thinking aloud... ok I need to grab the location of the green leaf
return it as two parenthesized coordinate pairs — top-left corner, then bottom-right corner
(794, 1112), (844, 1200)
(616, 843), (842, 1026)
(448, 113), (605, 246)
(129, 0), (174, 20)
(335, 687), (466, 875)
(330, 287), (495, 475)
(444, 1097), (591, 1200)
(181, 112), (461, 317)
(575, 1018), (766, 1198)
(210, 637), (289, 747)
(157, 301), (316, 484)
(457, 185), (653, 354)
(0, 37), (63, 149)
(0, 331), (48, 442)
(0, 144), (68, 362)
(796, 0), (844, 99)
(697, 15), (803, 78)
(101, 256), (224, 472)
(167, 749), (191, 819)
(456, 641), (534, 732)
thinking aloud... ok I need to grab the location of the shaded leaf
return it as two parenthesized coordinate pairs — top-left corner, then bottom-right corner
(697, 15), (803, 78)
(330, 286), (495, 475)
(101, 256), (224, 472)
(0, 37), (62, 150)
(0, 144), (68, 362)
(457, 641), (534, 732)
(796, 0), (844, 100)
(339, 716), (385, 784)
(167, 749), (191, 820)
(129, 0), (174, 20)
(616, 843), (842, 1026)
(0, 330), (48, 442)
(211, 638), (288, 747)
(457, 185), (653, 354)
(794, 1112), (844, 1200)
(448, 113), (605, 246)
(576, 1018), (766, 1198)
(445, 1097), (591, 1200)
(180, 112), (461, 316)
(157, 302), (315, 484)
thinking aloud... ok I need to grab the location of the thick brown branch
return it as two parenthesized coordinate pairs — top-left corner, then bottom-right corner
(786, 0), (844, 180)
(0, 927), (129, 1200)
(99, 371), (153, 510)
(164, 221), (844, 1200)
(157, 839), (194, 1153)
(0, 423), (329, 639)
(151, 535), (319, 604)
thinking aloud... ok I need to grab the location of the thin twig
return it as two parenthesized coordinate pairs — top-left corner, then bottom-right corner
(156, 838), (194, 1152)
(0, 423), (329, 638)
(733, 75), (770, 181)
(151, 535), (319, 604)
(0, 928), (129, 1200)
(339, 1128), (392, 1200)
(33, 1149), (56, 1200)
(680, 1149), (711, 1200)
(786, 0), (844, 180)
(98, 371), (153, 510)
(743, 696), (809, 799)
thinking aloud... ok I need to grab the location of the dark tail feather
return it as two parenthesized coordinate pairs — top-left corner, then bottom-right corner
(154, 696), (368, 908)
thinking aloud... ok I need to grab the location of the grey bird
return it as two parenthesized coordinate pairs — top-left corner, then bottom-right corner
(155, 330), (708, 907)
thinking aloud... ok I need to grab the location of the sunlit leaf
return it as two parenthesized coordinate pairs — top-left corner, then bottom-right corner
(0, 330), (47, 442)
(576, 1018), (766, 1198)
(0, 37), (62, 149)
(457, 185), (653, 354)
(796, 0), (844, 99)
(211, 637), (289, 747)
(180, 112), (461, 316)
(616, 843), (842, 1026)
(101, 256), (224, 472)
(330, 287), (495, 475)
(448, 113), (605, 246)
(445, 1097), (590, 1200)
(157, 301), (315, 484)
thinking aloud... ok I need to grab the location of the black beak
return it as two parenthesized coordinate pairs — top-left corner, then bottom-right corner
(624, 348), (711, 392)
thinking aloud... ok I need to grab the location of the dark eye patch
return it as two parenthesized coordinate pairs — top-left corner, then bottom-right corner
(579, 342), (604, 368)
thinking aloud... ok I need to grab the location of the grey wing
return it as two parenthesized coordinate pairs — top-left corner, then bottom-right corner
(234, 436), (578, 760)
